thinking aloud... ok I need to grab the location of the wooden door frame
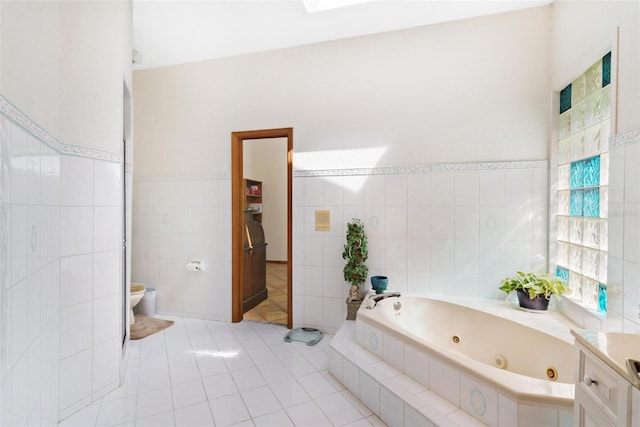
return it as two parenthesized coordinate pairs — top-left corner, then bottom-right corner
(231, 128), (293, 328)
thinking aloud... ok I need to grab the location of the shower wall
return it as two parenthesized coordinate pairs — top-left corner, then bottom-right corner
(0, 1), (132, 424)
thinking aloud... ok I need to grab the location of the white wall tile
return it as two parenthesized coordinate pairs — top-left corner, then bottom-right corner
(479, 171), (506, 206)
(383, 333), (404, 371)
(11, 205), (28, 285)
(429, 357), (460, 406)
(93, 160), (122, 206)
(93, 294), (119, 344)
(93, 250), (120, 299)
(61, 156), (93, 206)
(364, 175), (386, 207)
(60, 302), (92, 358)
(92, 338), (119, 397)
(455, 205), (479, 241)
(455, 172), (479, 206)
(380, 386), (404, 426)
(26, 136), (42, 206)
(460, 375), (498, 427)
(430, 173), (454, 206)
(342, 359), (360, 397)
(430, 206), (454, 240)
(404, 344), (429, 387)
(505, 170), (532, 207)
(60, 254), (93, 308)
(359, 372), (380, 416)
(407, 174), (430, 207)
(386, 175), (408, 207)
(624, 143), (640, 203)
(10, 127), (28, 205)
(61, 207), (93, 256)
(323, 176), (344, 206)
(59, 349), (92, 415)
(343, 176), (365, 207)
(27, 205), (42, 274)
(304, 177), (323, 207)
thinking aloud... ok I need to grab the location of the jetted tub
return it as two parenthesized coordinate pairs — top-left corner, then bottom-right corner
(352, 294), (576, 424)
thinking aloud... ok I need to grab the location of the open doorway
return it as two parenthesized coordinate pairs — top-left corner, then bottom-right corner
(231, 128), (293, 329)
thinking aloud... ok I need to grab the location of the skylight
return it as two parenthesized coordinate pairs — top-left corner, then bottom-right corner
(302, 0), (377, 13)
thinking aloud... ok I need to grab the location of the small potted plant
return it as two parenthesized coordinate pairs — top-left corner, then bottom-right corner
(499, 271), (568, 311)
(342, 218), (369, 312)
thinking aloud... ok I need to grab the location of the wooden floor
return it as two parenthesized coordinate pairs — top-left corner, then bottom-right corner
(243, 262), (288, 325)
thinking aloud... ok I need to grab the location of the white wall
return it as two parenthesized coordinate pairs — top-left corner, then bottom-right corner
(244, 138), (288, 262)
(550, 0), (640, 333)
(0, 1), (132, 424)
(133, 6), (552, 332)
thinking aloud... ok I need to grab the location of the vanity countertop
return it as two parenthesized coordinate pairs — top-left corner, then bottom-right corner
(571, 329), (640, 389)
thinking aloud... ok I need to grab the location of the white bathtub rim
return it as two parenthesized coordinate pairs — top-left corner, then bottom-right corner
(356, 294), (575, 407)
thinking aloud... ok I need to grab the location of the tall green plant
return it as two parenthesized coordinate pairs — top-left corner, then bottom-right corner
(342, 218), (368, 301)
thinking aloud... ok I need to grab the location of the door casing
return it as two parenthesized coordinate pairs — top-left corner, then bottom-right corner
(231, 128), (293, 328)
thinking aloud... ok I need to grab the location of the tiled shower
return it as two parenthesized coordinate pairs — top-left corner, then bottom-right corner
(1, 97), (125, 425)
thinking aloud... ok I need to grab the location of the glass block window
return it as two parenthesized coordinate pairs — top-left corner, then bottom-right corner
(556, 52), (611, 315)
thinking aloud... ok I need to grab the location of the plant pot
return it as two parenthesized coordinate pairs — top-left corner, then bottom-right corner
(346, 298), (362, 320)
(370, 276), (388, 294)
(516, 289), (550, 311)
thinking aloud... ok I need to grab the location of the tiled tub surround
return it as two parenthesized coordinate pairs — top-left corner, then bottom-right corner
(329, 295), (577, 427)
(1, 96), (125, 424)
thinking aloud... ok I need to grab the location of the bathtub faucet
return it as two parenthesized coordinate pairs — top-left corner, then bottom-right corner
(367, 292), (401, 308)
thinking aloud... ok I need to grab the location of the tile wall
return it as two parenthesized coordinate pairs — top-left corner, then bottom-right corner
(293, 162), (549, 333)
(132, 176), (232, 321)
(0, 97), (125, 424)
(133, 161), (549, 334)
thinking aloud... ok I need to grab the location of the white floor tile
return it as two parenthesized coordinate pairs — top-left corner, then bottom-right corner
(169, 359), (201, 385)
(231, 366), (267, 391)
(136, 387), (172, 420)
(209, 393), (251, 426)
(253, 409), (295, 427)
(297, 371), (339, 399)
(173, 401), (214, 427)
(270, 343), (302, 361)
(62, 316), (395, 427)
(268, 379), (312, 408)
(96, 396), (137, 426)
(241, 385), (283, 418)
(171, 378), (207, 409)
(135, 410), (176, 427)
(315, 391), (363, 426)
(246, 345), (278, 366)
(196, 354), (229, 378)
(285, 356), (318, 377)
(257, 360), (294, 384)
(203, 371), (238, 400)
(285, 400), (332, 427)
(58, 402), (100, 427)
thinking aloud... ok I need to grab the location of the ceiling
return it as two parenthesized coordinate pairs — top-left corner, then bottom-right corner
(132, 0), (552, 71)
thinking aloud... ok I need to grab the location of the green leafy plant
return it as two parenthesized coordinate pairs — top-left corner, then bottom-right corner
(499, 271), (568, 300)
(342, 218), (369, 289)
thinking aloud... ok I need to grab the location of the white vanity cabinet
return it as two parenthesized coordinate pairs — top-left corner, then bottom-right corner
(574, 342), (632, 426)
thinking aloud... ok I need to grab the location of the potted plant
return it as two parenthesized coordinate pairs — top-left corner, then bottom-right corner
(499, 271), (568, 311)
(342, 218), (369, 310)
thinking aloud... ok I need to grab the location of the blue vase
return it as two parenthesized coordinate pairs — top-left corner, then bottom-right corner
(370, 276), (388, 294)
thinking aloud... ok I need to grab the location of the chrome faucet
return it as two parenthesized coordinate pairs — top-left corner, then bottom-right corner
(366, 292), (401, 308)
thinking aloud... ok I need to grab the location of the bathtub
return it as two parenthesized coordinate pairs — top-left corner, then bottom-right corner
(329, 294), (577, 426)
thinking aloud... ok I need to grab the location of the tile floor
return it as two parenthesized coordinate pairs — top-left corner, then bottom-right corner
(60, 316), (386, 426)
(244, 263), (288, 325)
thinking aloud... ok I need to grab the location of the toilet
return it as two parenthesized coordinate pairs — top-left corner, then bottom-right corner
(130, 282), (146, 325)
